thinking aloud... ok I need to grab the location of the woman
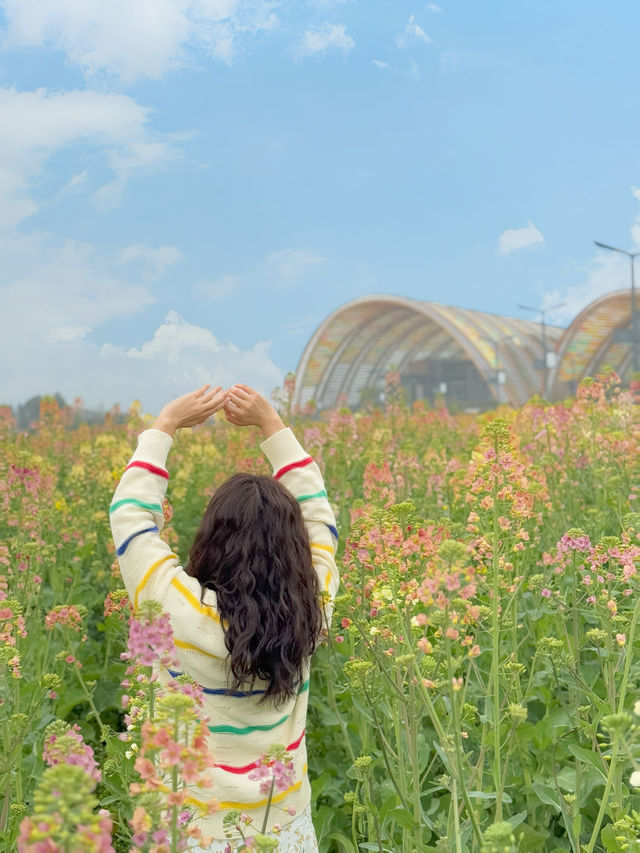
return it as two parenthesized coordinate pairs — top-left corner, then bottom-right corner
(110, 383), (339, 851)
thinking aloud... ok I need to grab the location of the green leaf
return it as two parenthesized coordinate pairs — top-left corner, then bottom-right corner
(506, 810), (527, 829)
(531, 782), (562, 812)
(388, 806), (417, 830)
(327, 831), (358, 853)
(566, 743), (607, 781)
(601, 823), (623, 853)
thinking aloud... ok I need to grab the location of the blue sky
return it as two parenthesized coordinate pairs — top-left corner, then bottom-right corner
(2, 0), (640, 412)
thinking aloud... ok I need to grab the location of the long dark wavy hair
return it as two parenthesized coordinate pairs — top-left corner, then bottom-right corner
(186, 473), (322, 704)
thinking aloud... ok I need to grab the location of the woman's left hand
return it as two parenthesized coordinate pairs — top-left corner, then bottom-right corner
(153, 384), (227, 436)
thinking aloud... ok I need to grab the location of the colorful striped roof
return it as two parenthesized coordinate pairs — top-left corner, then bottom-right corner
(293, 295), (563, 409)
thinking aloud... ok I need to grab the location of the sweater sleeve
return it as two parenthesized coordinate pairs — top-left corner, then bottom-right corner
(109, 428), (182, 608)
(260, 427), (340, 628)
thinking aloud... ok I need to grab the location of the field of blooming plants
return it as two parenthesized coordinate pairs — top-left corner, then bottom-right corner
(1, 373), (639, 853)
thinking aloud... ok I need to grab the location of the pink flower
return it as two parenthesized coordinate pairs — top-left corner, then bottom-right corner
(121, 607), (178, 669)
(43, 723), (101, 784)
(541, 588), (551, 598)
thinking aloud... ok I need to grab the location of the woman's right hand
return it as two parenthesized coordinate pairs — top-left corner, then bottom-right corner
(224, 385), (285, 438)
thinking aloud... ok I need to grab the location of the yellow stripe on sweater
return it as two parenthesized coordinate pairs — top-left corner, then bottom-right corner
(186, 764), (308, 811)
(134, 553), (177, 611)
(324, 569), (332, 591)
(174, 638), (222, 660)
(171, 575), (220, 623)
(310, 542), (334, 553)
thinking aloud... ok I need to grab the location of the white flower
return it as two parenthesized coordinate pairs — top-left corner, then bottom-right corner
(634, 700), (640, 716)
(629, 770), (640, 787)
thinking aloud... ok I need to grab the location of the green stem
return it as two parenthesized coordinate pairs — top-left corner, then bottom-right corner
(451, 777), (463, 853)
(585, 736), (619, 853)
(74, 666), (104, 733)
(362, 682), (410, 812)
(171, 708), (179, 853)
(417, 676), (482, 843)
(490, 481), (502, 821)
(260, 776), (276, 835)
(586, 594), (640, 852)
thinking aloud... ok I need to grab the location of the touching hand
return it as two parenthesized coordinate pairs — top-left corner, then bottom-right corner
(154, 384), (227, 436)
(224, 384), (284, 438)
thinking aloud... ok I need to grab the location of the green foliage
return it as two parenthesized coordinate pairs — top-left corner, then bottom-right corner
(1, 374), (639, 851)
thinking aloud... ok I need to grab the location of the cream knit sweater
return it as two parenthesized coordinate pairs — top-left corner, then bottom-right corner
(110, 426), (340, 841)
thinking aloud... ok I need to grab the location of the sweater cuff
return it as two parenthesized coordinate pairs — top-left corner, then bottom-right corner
(136, 429), (174, 469)
(260, 427), (308, 472)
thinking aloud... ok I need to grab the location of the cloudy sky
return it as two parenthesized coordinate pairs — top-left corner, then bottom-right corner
(2, 0), (640, 413)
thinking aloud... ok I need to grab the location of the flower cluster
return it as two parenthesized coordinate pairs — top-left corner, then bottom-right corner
(247, 746), (296, 797)
(121, 600), (179, 670)
(104, 588), (131, 621)
(128, 691), (218, 852)
(44, 604), (86, 633)
(42, 720), (101, 784)
(18, 764), (113, 852)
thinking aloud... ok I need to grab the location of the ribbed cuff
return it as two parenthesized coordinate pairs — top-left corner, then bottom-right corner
(260, 427), (308, 472)
(136, 429), (174, 468)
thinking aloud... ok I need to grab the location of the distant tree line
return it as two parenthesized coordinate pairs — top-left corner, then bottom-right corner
(7, 394), (127, 431)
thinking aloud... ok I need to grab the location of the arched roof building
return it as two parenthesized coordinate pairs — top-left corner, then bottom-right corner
(549, 290), (636, 398)
(292, 295), (564, 412)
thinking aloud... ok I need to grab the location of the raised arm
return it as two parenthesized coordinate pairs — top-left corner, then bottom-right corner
(110, 385), (227, 608)
(225, 385), (340, 625)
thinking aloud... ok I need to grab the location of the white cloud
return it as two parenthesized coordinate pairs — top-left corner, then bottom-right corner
(100, 311), (284, 410)
(0, 232), (155, 334)
(0, 230), (157, 406)
(291, 22), (355, 61)
(280, 315), (317, 335)
(0, 234), (284, 412)
(541, 251), (629, 325)
(0, 86), (186, 229)
(117, 244), (182, 280)
(45, 324), (92, 343)
(539, 187), (640, 325)
(0, 0), (281, 80)
(195, 248), (326, 299)
(372, 59), (391, 70)
(395, 15), (431, 49)
(498, 220), (544, 254)
(426, 3), (442, 11)
(264, 248), (325, 285)
(194, 274), (239, 300)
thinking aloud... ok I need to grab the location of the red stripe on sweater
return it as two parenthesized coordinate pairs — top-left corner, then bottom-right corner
(214, 729), (306, 775)
(274, 457), (313, 480)
(125, 460), (169, 480)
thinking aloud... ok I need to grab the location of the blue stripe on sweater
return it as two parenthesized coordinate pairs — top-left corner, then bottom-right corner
(117, 526), (159, 556)
(167, 669), (265, 696)
(327, 523), (339, 541)
(167, 669), (311, 698)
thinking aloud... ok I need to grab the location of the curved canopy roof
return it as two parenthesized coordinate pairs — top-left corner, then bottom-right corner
(549, 290), (634, 396)
(293, 295), (563, 410)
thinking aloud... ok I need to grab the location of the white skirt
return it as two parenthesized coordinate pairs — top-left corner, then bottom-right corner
(187, 805), (318, 852)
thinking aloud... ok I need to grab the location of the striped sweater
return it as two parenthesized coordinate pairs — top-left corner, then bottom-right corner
(109, 426), (340, 840)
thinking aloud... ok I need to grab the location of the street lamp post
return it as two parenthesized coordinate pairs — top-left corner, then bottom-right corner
(480, 335), (515, 405)
(518, 302), (565, 398)
(593, 241), (640, 374)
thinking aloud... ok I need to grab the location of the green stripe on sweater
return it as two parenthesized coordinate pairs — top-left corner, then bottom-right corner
(207, 681), (309, 735)
(110, 498), (163, 514)
(295, 490), (328, 502)
(209, 714), (290, 735)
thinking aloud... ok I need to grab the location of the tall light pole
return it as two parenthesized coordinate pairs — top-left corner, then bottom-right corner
(593, 241), (640, 374)
(480, 335), (515, 405)
(518, 302), (565, 397)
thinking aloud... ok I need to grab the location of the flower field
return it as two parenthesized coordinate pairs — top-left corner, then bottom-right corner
(1, 374), (639, 853)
